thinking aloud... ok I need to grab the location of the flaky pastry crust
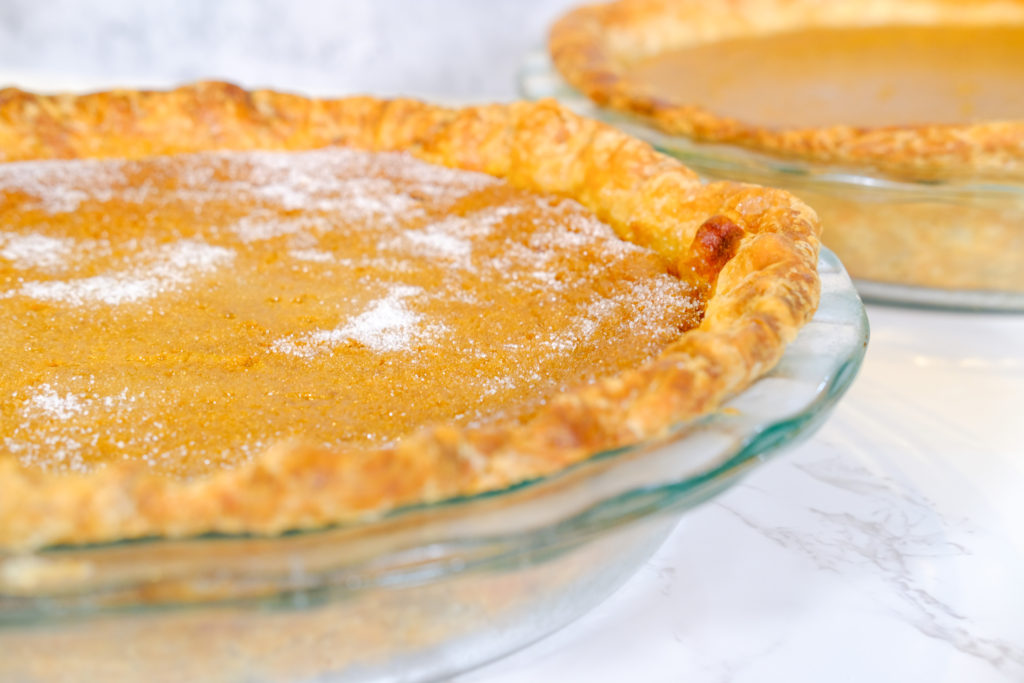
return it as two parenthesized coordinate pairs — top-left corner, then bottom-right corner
(0, 82), (819, 550)
(549, 0), (1024, 180)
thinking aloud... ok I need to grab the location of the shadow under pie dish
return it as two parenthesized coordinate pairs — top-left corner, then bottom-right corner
(542, 0), (1024, 308)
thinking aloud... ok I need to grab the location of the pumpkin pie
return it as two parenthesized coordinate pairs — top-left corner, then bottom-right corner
(549, 0), (1024, 181)
(547, 0), (1024, 296)
(0, 83), (820, 550)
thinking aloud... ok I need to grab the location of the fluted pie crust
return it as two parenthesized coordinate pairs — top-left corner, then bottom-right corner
(549, 0), (1024, 181)
(0, 83), (819, 550)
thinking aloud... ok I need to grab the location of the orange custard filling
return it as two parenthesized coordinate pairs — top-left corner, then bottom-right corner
(629, 25), (1024, 128)
(0, 148), (701, 478)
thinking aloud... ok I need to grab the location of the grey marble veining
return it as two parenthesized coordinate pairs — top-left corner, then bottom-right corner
(459, 305), (1024, 683)
(0, 0), (580, 97)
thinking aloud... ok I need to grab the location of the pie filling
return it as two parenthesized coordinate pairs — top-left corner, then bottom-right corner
(0, 148), (702, 478)
(628, 25), (1024, 129)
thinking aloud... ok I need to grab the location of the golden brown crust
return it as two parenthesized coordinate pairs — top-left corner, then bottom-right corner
(548, 0), (1024, 180)
(0, 82), (820, 550)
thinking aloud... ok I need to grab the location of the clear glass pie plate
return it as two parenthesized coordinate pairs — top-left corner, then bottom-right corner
(520, 50), (1024, 312)
(0, 250), (867, 683)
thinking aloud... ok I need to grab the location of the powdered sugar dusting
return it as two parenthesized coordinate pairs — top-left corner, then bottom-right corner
(403, 228), (472, 259)
(7, 381), (137, 473)
(339, 285), (432, 352)
(3, 146), (703, 475)
(0, 158), (125, 213)
(9, 240), (235, 307)
(229, 213), (332, 243)
(273, 285), (445, 357)
(0, 232), (77, 271)
(23, 384), (88, 421)
(378, 204), (527, 266)
(193, 148), (496, 224)
(288, 247), (335, 263)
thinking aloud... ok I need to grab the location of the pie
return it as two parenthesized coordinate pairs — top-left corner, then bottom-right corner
(547, 0), (1024, 294)
(549, 0), (1024, 181)
(0, 82), (820, 550)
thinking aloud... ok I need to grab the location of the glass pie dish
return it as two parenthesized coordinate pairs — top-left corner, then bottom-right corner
(0, 249), (867, 683)
(520, 50), (1024, 312)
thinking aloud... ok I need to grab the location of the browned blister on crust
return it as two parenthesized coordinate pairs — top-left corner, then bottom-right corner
(0, 83), (819, 549)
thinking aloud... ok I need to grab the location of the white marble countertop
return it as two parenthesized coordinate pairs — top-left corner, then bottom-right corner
(2, 3), (1023, 680)
(457, 303), (1024, 683)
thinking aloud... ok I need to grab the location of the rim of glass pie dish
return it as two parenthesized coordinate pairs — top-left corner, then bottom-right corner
(518, 49), (1024, 312)
(0, 247), (867, 624)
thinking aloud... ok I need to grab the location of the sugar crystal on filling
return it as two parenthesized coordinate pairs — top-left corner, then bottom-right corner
(272, 285), (446, 357)
(0, 148), (703, 477)
(11, 240), (235, 307)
